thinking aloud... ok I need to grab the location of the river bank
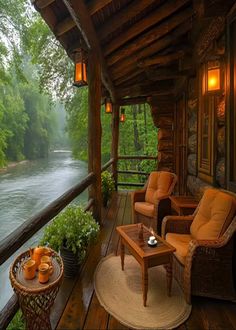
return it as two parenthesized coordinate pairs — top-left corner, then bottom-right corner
(0, 160), (30, 173)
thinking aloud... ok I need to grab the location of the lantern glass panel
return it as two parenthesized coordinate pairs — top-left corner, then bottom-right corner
(207, 68), (220, 91)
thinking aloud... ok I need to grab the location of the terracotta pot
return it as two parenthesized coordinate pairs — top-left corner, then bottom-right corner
(60, 246), (81, 278)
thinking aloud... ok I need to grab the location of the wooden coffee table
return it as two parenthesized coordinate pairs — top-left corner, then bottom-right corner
(116, 223), (175, 307)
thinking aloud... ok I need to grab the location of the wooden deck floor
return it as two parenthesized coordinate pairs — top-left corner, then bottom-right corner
(52, 192), (236, 330)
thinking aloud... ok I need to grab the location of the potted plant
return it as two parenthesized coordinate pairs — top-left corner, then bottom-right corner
(101, 171), (115, 207)
(40, 205), (100, 278)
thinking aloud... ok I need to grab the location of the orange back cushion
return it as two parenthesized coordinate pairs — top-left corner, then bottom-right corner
(145, 171), (173, 204)
(190, 188), (236, 240)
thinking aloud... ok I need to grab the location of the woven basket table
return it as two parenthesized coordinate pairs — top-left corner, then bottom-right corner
(9, 249), (64, 330)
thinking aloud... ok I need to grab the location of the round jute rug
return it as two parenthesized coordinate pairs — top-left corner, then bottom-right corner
(94, 254), (191, 330)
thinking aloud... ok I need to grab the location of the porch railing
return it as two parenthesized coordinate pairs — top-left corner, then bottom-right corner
(117, 155), (157, 188)
(0, 159), (113, 329)
(0, 156), (156, 328)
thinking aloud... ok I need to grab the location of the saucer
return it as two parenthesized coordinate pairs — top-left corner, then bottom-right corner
(148, 239), (157, 247)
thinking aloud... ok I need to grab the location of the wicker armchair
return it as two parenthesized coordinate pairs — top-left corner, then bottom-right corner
(131, 171), (177, 234)
(162, 188), (236, 304)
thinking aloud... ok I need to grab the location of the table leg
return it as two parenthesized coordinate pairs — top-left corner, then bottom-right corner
(166, 257), (173, 297)
(141, 263), (148, 307)
(120, 240), (125, 271)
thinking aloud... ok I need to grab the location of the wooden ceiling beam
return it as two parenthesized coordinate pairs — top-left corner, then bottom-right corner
(54, 16), (76, 37)
(87, 0), (112, 16)
(119, 97), (147, 106)
(145, 67), (192, 81)
(117, 81), (174, 99)
(138, 51), (185, 67)
(62, 0), (116, 102)
(33, 0), (55, 9)
(110, 18), (192, 81)
(98, 0), (158, 41)
(114, 68), (144, 87)
(104, 0), (190, 56)
(107, 7), (193, 68)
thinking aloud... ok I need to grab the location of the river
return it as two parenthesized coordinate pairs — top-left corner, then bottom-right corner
(0, 151), (88, 310)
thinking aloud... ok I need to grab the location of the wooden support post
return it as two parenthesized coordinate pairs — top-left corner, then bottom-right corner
(88, 51), (102, 224)
(111, 104), (120, 190)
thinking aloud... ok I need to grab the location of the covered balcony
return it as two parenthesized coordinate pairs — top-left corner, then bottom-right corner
(1, 0), (236, 329)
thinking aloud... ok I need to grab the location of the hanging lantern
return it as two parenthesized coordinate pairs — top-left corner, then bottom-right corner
(105, 98), (112, 113)
(207, 61), (220, 92)
(73, 49), (87, 87)
(120, 108), (126, 123)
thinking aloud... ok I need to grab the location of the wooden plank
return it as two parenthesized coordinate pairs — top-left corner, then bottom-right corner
(107, 7), (193, 66)
(54, 16), (76, 36)
(108, 315), (129, 329)
(87, 0), (112, 16)
(104, 0), (190, 56)
(138, 51), (185, 67)
(0, 295), (19, 330)
(33, 0), (54, 9)
(57, 195), (119, 329)
(98, 0), (158, 41)
(62, 0), (116, 102)
(119, 97), (147, 106)
(83, 293), (109, 329)
(106, 193), (126, 255)
(110, 18), (192, 81)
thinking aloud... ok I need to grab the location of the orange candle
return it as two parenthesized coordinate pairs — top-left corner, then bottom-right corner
(23, 259), (36, 280)
(38, 263), (50, 283)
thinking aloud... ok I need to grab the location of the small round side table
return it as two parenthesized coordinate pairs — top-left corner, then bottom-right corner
(10, 249), (64, 330)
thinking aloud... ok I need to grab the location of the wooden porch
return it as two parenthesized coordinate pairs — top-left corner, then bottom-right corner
(51, 191), (236, 330)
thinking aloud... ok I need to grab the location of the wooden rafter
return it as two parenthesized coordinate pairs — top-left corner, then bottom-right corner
(98, 0), (157, 41)
(110, 17), (192, 81)
(117, 81), (174, 99)
(104, 0), (190, 56)
(107, 7), (193, 68)
(145, 67), (192, 81)
(54, 16), (76, 37)
(87, 0), (112, 16)
(62, 0), (116, 101)
(119, 97), (147, 106)
(138, 51), (185, 67)
(33, 0), (54, 9)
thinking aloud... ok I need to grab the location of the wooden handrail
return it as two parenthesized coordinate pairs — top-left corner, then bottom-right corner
(0, 172), (95, 266)
(117, 182), (145, 187)
(84, 198), (94, 211)
(118, 155), (157, 160)
(0, 294), (19, 330)
(117, 170), (149, 176)
(101, 158), (114, 172)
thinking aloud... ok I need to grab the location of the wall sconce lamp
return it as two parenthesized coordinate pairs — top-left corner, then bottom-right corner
(105, 98), (112, 113)
(207, 61), (220, 92)
(73, 49), (87, 87)
(120, 108), (126, 123)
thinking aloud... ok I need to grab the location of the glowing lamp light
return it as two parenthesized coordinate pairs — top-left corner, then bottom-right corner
(207, 67), (220, 91)
(120, 108), (126, 123)
(73, 49), (87, 87)
(105, 98), (112, 113)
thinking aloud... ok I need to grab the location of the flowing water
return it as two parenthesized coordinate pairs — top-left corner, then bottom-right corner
(0, 151), (88, 310)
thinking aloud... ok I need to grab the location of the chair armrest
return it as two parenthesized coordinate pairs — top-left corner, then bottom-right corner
(162, 215), (194, 238)
(130, 190), (146, 204)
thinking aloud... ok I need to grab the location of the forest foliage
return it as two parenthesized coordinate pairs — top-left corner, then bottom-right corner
(0, 0), (157, 178)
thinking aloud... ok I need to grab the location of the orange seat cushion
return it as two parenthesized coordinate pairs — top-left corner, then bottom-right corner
(166, 233), (192, 265)
(145, 171), (173, 204)
(190, 189), (236, 240)
(134, 202), (154, 218)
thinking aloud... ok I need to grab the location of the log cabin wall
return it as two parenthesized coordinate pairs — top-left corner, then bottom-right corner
(185, 33), (226, 199)
(148, 97), (175, 173)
